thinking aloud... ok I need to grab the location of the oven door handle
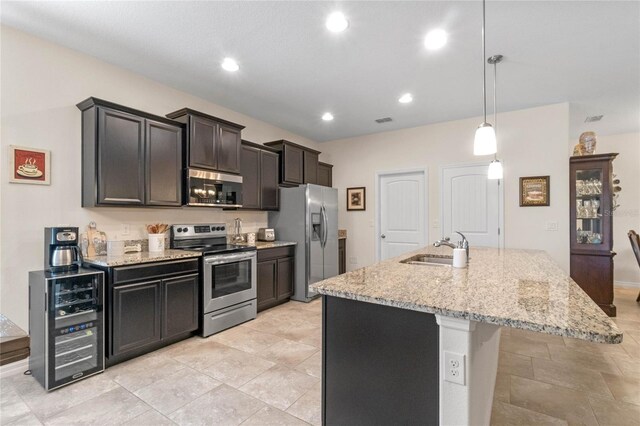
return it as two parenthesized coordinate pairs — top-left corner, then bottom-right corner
(204, 252), (256, 264)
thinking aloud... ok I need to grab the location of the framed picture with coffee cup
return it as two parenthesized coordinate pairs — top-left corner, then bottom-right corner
(519, 176), (550, 207)
(346, 187), (366, 211)
(9, 145), (50, 185)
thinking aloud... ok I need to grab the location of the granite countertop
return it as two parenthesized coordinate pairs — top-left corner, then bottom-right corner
(83, 249), (202, 267)
(311, 246), (622, 344)
(234, 241), (297, 250)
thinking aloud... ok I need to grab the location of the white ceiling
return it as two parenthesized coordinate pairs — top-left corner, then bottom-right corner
(2, 1), (639, 142)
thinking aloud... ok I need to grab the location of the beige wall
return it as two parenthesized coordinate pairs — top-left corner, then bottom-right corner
(320, 103), (571, 273)
(594, 133), (640, 286)
(0, 26), (321, 330)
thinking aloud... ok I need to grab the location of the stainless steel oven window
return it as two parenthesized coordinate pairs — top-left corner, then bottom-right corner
(211, 259), (252, 297)
(202, 252), (257, 313)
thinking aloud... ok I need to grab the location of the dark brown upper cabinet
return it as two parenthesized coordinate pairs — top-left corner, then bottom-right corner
(166, 108), (244, 174)
(240, 140), (280, 211)
(264, 140), (321, 187)
(146, 120), (183, 206)
(303, 151), (319, 184)
(77, 98), (183, 208)
(318, 162), (333, 187)
(260, 150), (279, 210)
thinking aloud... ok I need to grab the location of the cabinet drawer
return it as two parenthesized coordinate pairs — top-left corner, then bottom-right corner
(112, 259), (199, 285)
(257, 246), (296, 262)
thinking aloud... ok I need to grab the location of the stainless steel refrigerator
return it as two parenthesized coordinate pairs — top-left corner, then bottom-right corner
(269, 184), (338, 302)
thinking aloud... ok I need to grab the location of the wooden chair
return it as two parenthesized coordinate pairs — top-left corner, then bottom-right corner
(628, 230), (640, 302)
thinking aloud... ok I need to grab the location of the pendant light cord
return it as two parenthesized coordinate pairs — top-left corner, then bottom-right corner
(482, 0), (487, 123)
(493, 59), (497, 160)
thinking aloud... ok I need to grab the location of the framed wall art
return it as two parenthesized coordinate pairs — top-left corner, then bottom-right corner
(347, 187), (366, 211)
(520, 176), (550, 207)
(9, 145), (51, 185)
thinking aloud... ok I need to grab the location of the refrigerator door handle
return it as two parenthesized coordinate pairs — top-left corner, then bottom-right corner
(321, 205), (328, 248)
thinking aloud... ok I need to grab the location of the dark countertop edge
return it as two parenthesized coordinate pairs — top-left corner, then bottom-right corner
(315, 290), (623, 345)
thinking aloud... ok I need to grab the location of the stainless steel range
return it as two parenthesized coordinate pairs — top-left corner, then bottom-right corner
(170, 223), (257, 337)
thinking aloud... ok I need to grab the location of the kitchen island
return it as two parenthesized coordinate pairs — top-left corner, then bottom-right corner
(311, 246), (622, 426)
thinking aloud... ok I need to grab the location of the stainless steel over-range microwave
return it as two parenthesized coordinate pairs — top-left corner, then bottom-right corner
(185, 168), (243, 208)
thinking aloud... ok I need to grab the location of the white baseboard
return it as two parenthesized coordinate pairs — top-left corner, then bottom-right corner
(0, 358), (29, 379)
(615, 281), (640, 289)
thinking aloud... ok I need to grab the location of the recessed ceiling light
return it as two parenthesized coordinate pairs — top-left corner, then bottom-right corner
(326, 12), (349, 33)
(424, 29), (448, 50)
(398, 93), (413, 104)
(322, 112), (334, 121)
(221, 57), (239, 72)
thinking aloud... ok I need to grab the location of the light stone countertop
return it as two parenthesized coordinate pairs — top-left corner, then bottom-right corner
(233, 241), (297, 250)
(83, 249), (202, 267)
(311, 246), (622, 344)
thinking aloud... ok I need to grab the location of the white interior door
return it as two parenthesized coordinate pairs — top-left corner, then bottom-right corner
(378, 170), (427, 260)
(441, 164), (501, 248)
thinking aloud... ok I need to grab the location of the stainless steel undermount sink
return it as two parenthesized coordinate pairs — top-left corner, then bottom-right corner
(400, 254), (454, 266)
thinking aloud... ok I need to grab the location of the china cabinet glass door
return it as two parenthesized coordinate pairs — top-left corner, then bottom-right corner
(575, 169), (604, 245)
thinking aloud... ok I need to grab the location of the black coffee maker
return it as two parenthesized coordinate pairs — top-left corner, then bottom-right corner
(44, 227), (82, 272)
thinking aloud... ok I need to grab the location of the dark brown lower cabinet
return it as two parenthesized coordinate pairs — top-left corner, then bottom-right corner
(276, 257), (294, 299)
(112, 280), (162, 356)
(570, 252), (616, 316)
(106, 259), (199, 366)
(338, 238), (346, 274)
(257, 260), (278, 311)
(161, 274), (199, 340)
(257, 246), (295, 312)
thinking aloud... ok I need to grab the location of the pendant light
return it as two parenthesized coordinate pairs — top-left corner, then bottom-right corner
(487, 54), (503, 179)
(473, 0), (497, 156)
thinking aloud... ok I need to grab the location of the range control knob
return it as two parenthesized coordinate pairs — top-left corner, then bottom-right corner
(220, 226), (225, 231)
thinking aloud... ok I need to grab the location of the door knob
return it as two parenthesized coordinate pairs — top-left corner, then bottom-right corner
(381, 234), (386, 239)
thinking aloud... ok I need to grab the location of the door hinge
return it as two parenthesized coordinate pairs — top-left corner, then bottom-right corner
(498, 227), (501, 235)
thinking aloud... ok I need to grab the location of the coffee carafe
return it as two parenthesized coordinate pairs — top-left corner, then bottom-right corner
(45, 227), (82, 272)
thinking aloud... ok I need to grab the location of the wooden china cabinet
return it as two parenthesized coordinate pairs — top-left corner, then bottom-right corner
(569, 153), (618, 316)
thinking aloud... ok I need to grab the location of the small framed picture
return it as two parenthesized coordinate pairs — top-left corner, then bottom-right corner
(520, 176), (550, 207)
(347, 187), (366, 211)
(9, 145), (51, 185)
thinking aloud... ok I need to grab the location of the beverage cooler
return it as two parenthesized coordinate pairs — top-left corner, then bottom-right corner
(29, 268), (104, 390)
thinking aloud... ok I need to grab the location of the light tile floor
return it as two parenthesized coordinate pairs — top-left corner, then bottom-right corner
(1, 287), (638, 425)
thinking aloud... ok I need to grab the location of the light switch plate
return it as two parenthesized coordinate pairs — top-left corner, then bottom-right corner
(545, 221), (559, 231)
(444, 351), (465, 385)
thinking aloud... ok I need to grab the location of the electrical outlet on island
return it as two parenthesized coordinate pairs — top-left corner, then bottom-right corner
(444, 351), (465, 385)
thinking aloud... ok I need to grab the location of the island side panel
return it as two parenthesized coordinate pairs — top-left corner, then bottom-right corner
(322, 296), (439, 425)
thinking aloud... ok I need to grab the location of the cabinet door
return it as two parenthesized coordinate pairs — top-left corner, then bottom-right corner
(97, 108), (145, 205)
(261, 150), (280, 210)
(161, 274), (199, 339)
(276, 257), (294, 300)
(303, 151), (319, 185)
(189, 115), (217, 170)
(318, 163), (333, 187)
(217, 124), (242, 173)
(111, 280), (161, 356)
(240, 145), (261, 209)
(257, 260), (278, 312)
(146, 120), (183, 206)
(282, 144), (304, 185)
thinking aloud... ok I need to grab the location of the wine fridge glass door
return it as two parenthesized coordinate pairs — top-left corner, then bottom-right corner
(47, 272), (104, 389)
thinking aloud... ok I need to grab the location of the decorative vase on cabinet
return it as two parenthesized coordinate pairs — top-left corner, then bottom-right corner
(569, 153), (618, 317)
